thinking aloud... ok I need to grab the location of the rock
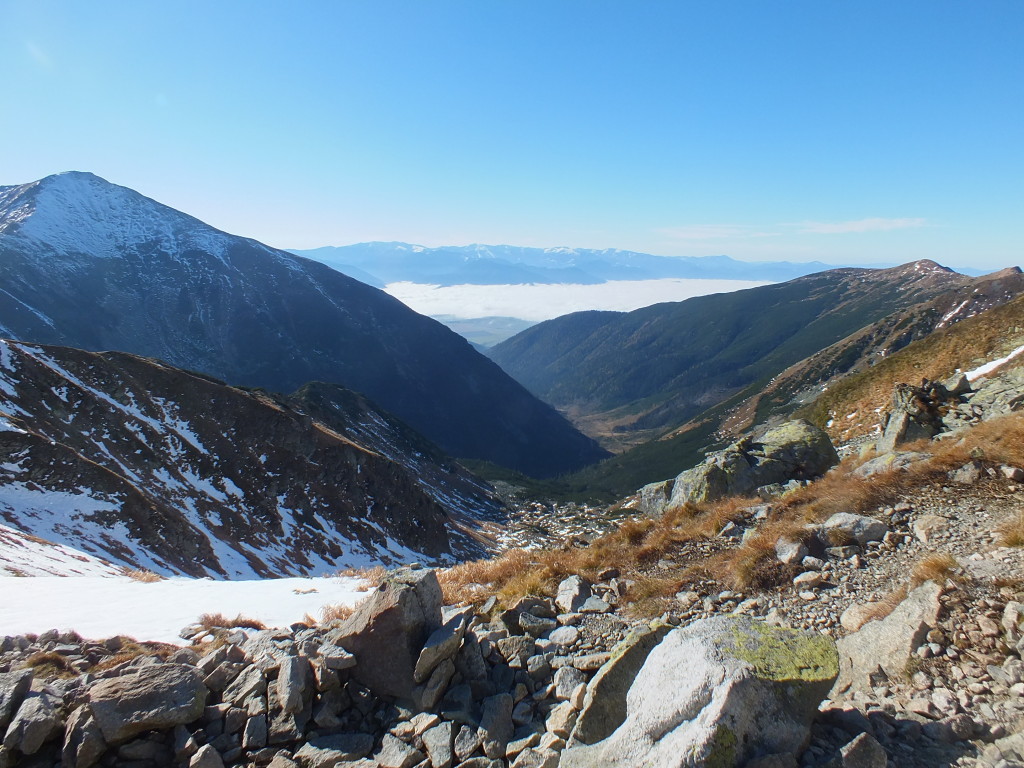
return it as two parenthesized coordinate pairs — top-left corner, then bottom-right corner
(422, 721), (454, 768)
(87, 664), (208, 745)
(818, 513), (888, 548)
(276, 656), (309, 715)
(578, 597), (611, 614)
(852, 451), (931, 478)
(948, 460), (985, 484)
(836, 732), (887, 768)
(546, 701), (578, 738)
(376, 733), (424, 768)
(832, 581), (942, 695)
(554, 667), (587, 701)
(222, 663), (267, 705)
(415, 657), (455, 710)
(242, 713), (268, 750)
(548, 626), (580, 647)
(793, 571), (823, 590)
(331, 566), (443, 700)
(839, 604), (883, 633)
(0, 671), (32, 733)
(555, 576), (592, 614)
(293, 733), (375, 768)
(775, 537), (808, 566)
(1002, 465), (1024, 481)
(190, 744), (225, 768)
(453, 725), (481, 761)
(638, 479), (675, 518)
(876, 382), (945, 453)
(63, 706), (107, 768)
(913, 514), (948, 543)
(479, 694), (513, 759)
(415, 607), (470, 683)
(510, 747), (560, 768)
(2, 691), (62, 755)
(664, 421), (838, 507)
(571, 623), (672, 745)
(561, 616), (838, 767)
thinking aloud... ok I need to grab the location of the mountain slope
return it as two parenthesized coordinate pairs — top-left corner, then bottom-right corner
(0, 172), (607, 476)
(488, 261), (972, 450)
(0, 338), (503, 577)
(292, 241), (832, 287)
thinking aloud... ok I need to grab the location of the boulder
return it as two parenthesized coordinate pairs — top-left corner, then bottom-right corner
(0, 671), (32, 733)
(775, 537), (808, 566)
(663, 421), (838, 509)
(637, 479), (675, 518)
(852, 451), (931, 479)
(561, 616), (838, 768)
(414, 607), (470, 683)
(817, 513), (888, 548)
(570, 622), (672, 745)
(87, 663), (208, 744)
(293, 733), (374, 768)
(2, 691), (62, 755)
(555, 576), (592, 614)
(331, 566), (443, 700)
(876, 382), (946, 453)
(62, 706), (107, 768)
(832, 581), (942, 696)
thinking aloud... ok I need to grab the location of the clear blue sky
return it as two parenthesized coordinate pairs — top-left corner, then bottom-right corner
(2, 1), (1021, 269)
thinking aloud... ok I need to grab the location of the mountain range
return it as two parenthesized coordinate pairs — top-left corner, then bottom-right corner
(290, 242), (834, 287)
(0, 172), (607, 477)
(0, 338), (503, 577)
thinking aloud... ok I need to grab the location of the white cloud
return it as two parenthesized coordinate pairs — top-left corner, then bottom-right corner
(794, 217), (927, 234)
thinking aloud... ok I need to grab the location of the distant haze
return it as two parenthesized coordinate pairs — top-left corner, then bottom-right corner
(384, 278), (770, 323)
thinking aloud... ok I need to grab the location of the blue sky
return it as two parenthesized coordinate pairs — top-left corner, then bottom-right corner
(1, 1), (1021, 269)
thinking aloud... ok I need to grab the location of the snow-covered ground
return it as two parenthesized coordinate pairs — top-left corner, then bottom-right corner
(0, 575), (367, 644)
(966, 342), (1024, 381)
(384, 278), (769, 322)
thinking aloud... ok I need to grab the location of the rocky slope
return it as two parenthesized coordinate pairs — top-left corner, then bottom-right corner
(0, 338), (504, 577)
(0, 172), (607, 477)
(488, 260), (973, 452)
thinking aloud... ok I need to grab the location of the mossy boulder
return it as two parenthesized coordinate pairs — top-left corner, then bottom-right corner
(643, 420), (838, 515)
(560, 616), (838, 768)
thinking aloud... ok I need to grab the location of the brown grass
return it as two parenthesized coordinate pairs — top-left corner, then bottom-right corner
(24, 651), (77, 679)
(1001, 512), (1024, 548)
(856, 585), (910, 626)
(320, 604), (355, 623)
(121, 568), (165, 582)
(196, 613), (267, 631)
(338, 565), (388, 592)
(910, 552), (960, 589)
(91, 639), (179, 672)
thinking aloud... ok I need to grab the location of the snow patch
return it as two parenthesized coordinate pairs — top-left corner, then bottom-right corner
(966, 343), (1024, 381)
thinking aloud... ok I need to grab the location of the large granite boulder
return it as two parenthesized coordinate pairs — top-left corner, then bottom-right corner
(832, 580), (942, 696)
(86, 664), (207, 744)
(330, 566), (443, 701)
(876, 381), (949, 453)
(641, 420), (838, 515)
(561, 616), (838, 768)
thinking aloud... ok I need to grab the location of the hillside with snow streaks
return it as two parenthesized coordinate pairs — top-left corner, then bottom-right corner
(0, 339), (503, 578)
(0, 172), (607, 477)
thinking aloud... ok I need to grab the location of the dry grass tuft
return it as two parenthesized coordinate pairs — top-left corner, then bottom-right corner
(910, 552), (960, 589)
(92, 639), (178, 671)
(338, 565), (389, 592)
(196, 613), (267, 631)
(320, 604), (355, 624)
(857, 585), (910, 626)
(121, 568), (165, 583)
(25, 651), (77, 679)
(1001, 512), (1024, 548)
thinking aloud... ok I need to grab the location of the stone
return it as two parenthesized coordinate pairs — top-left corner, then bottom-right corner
(242, 714), (268, 750)
(840, 603), (882, 633)
(479, 694), (514, 759)
(3, 691), (62, 755)
(331, 566), (443, 700)
(578, 597), (611, 614)
(1002, 465), (1024, 481)
(546, 701), (577, 738)
(454, 725), (482, 760)
(318, 643), (357, 671)
(376, 733), (424, 768)
(190, 744), (225, 768)
(222, 664), (267, 705)
(415, 606), (470, 683)
(497, 635), (536, 666)
(837, 732), (887, 768)
(276, 656), (309, 714)
(561, 616), (838, 767)
(793, 571), (823, 590)
(63, 706), (107, 768)
(293, 733), (375, 768)
(422, 721), (454, 768)
(510, 747), (560, 768)
(548, 626), (580, 647)
(832, 580), (942, 695)
(913, 514), (949, 543)
(852, 451), (931, 478)
(87, 664), (208, 744)
(554, 666), (587, 701)
(518, 612), (556, 638)
(775, 537), (808, 566)
(818, 513), (888, 548)
(415, 657), (455, 710)
(571, 623), (672, 745)
(948, 460), (985, 484)
(666, 420), (838, 507)
(637, 479), (676, 518)
(555, 576), (592, 614)
(0, 671), (32, 733)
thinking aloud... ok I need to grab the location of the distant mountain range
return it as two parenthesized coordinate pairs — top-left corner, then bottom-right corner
(0, 339), (503, 576)
(290, 242), (834, 287)
(0, 172), (607, 477)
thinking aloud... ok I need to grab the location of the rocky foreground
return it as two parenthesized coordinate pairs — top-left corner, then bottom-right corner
(3, 547), (1024, 768)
